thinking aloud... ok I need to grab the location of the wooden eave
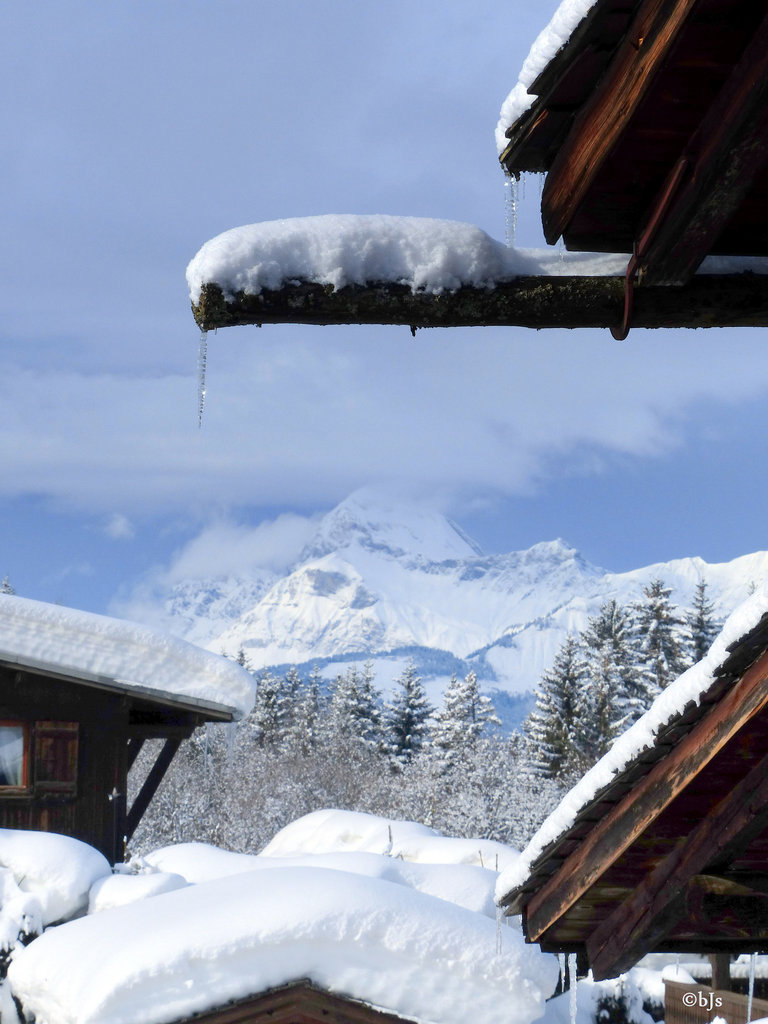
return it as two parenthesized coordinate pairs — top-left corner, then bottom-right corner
(499, 0), (768, 286)
(0, 653), (237, 725)
(501, 613), (768, 977)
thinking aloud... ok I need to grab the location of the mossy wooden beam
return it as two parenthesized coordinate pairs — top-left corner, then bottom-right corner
(192, 273), (768, 332)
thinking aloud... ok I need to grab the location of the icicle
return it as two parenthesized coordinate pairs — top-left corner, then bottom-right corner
(504, 172), (519, 248)
(495, 905), (504, 955)
(568, 952), (578, 1024)
(537, 172), (546, 200)
(675, 952), (680, 978)
(197, 330), (208, 427)
(748, 952), (756, 1022)
(559, 953), (567, 995)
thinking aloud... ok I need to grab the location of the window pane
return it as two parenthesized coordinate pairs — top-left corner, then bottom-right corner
(0, 726), (24, 786)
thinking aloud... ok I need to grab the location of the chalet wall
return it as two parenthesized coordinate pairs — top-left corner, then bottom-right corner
(0, 668), (127, 862)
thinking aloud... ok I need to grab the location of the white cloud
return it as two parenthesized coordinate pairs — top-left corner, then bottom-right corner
(105, 513), (135, 539)
(162, 515), (318, 582)
(1, 325), (768, 520)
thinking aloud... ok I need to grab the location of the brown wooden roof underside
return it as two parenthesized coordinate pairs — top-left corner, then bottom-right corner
(500, 0), (768, 280)
(502, 614), (768, 979)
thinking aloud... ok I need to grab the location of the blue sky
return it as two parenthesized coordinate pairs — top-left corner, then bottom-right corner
(3, 1), (768, 617)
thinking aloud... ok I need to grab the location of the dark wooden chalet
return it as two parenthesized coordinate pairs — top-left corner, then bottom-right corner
(497, 601), (768, 982)
(173, 981), (417, 1024)
(499, 0), (768, 336)
(0, 597), (251, 864)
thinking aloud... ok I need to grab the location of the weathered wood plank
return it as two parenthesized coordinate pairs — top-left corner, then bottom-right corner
(586, 747), (768, 978)
(512, 648), (768, 943)
(541, 0), (698, 244)
(191, 273), (768, 332)
(638, 11), (768, 285)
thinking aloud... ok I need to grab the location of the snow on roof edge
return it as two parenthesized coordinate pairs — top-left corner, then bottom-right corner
(495, 586), (768, 905)
(495, 0), (600, 155)
(0, 594), (255, 719)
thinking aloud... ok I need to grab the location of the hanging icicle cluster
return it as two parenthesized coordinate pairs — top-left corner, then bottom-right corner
(197, 329), (208, 427)
(504, 172), (519, 248)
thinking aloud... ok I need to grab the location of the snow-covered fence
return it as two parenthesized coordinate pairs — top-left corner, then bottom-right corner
(665, 980), (768, 1024)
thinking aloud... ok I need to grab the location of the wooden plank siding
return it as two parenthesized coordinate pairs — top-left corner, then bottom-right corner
(0, 666), (201, 862)
(173, 982), (417, 1024)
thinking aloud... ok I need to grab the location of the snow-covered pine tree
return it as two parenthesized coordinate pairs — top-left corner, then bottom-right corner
(632, 578), (688, 699)
(249, 669), (284, 746)
(0, 577), (15, 595)
(432, 670), (499, 767)
(386, 661), (433, 764)
(685, 579), (722, 666)
(581, 599), (646, 737)
(525, 635), (587, 781)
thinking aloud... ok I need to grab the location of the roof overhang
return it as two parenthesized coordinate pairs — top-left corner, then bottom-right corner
(500, 0), (768, 287)
(0, 651), (238, 723)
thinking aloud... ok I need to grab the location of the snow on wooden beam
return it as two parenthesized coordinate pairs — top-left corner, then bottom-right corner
(191, 274), (768, 333)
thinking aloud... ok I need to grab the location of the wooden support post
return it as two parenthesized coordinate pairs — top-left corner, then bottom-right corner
(710, 953), (731, 993)
(124, 737), (181, 841)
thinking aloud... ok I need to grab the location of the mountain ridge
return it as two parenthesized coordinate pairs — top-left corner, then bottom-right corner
(128, 493), (767, 722)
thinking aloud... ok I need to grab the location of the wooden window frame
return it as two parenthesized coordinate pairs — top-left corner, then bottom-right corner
(0, 720), (30, 794)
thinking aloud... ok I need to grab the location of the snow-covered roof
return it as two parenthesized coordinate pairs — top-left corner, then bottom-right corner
(496, 586), (768, 906)
(495, 0), (598, 153)
(6, 814), (557, 1024)
(0, 594), (255, 719)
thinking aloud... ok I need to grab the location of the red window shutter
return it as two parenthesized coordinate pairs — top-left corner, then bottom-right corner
(34, 722), (79, 796)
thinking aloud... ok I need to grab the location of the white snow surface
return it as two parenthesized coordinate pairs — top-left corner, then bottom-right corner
(87, 872), (188, 914)
(140, 843), (499, 919)
(187, 215), (543, 300)
(0, 829), (110, 926)
(260, 808), (519, 871)
(495, 0), (597, 153)
(496, 586), (768, 903)
(0, 593), (255, 718)
(188, 216), (768, 302)
(9, 866), (558, 1024)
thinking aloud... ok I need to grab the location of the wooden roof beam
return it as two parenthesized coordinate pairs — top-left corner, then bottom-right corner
(585, 747), (768, 979)
(540, 0), (698, 245)
(638, 10), (768, 286)
(510, 648), (768, 943)
(192, 274), (768, 333)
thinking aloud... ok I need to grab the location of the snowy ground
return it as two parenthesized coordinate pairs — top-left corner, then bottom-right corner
(0, 812), (699, 1024)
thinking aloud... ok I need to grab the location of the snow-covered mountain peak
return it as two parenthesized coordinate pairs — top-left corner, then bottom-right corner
(298, 490), (483, 565)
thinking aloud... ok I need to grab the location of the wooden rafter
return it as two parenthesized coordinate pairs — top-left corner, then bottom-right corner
(508, 648), (768, 943)
(540, 0), (698, 245)
(638, 10), (768, 286)
(586, 747), (768, 979)
(191, 274), (768, 333)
